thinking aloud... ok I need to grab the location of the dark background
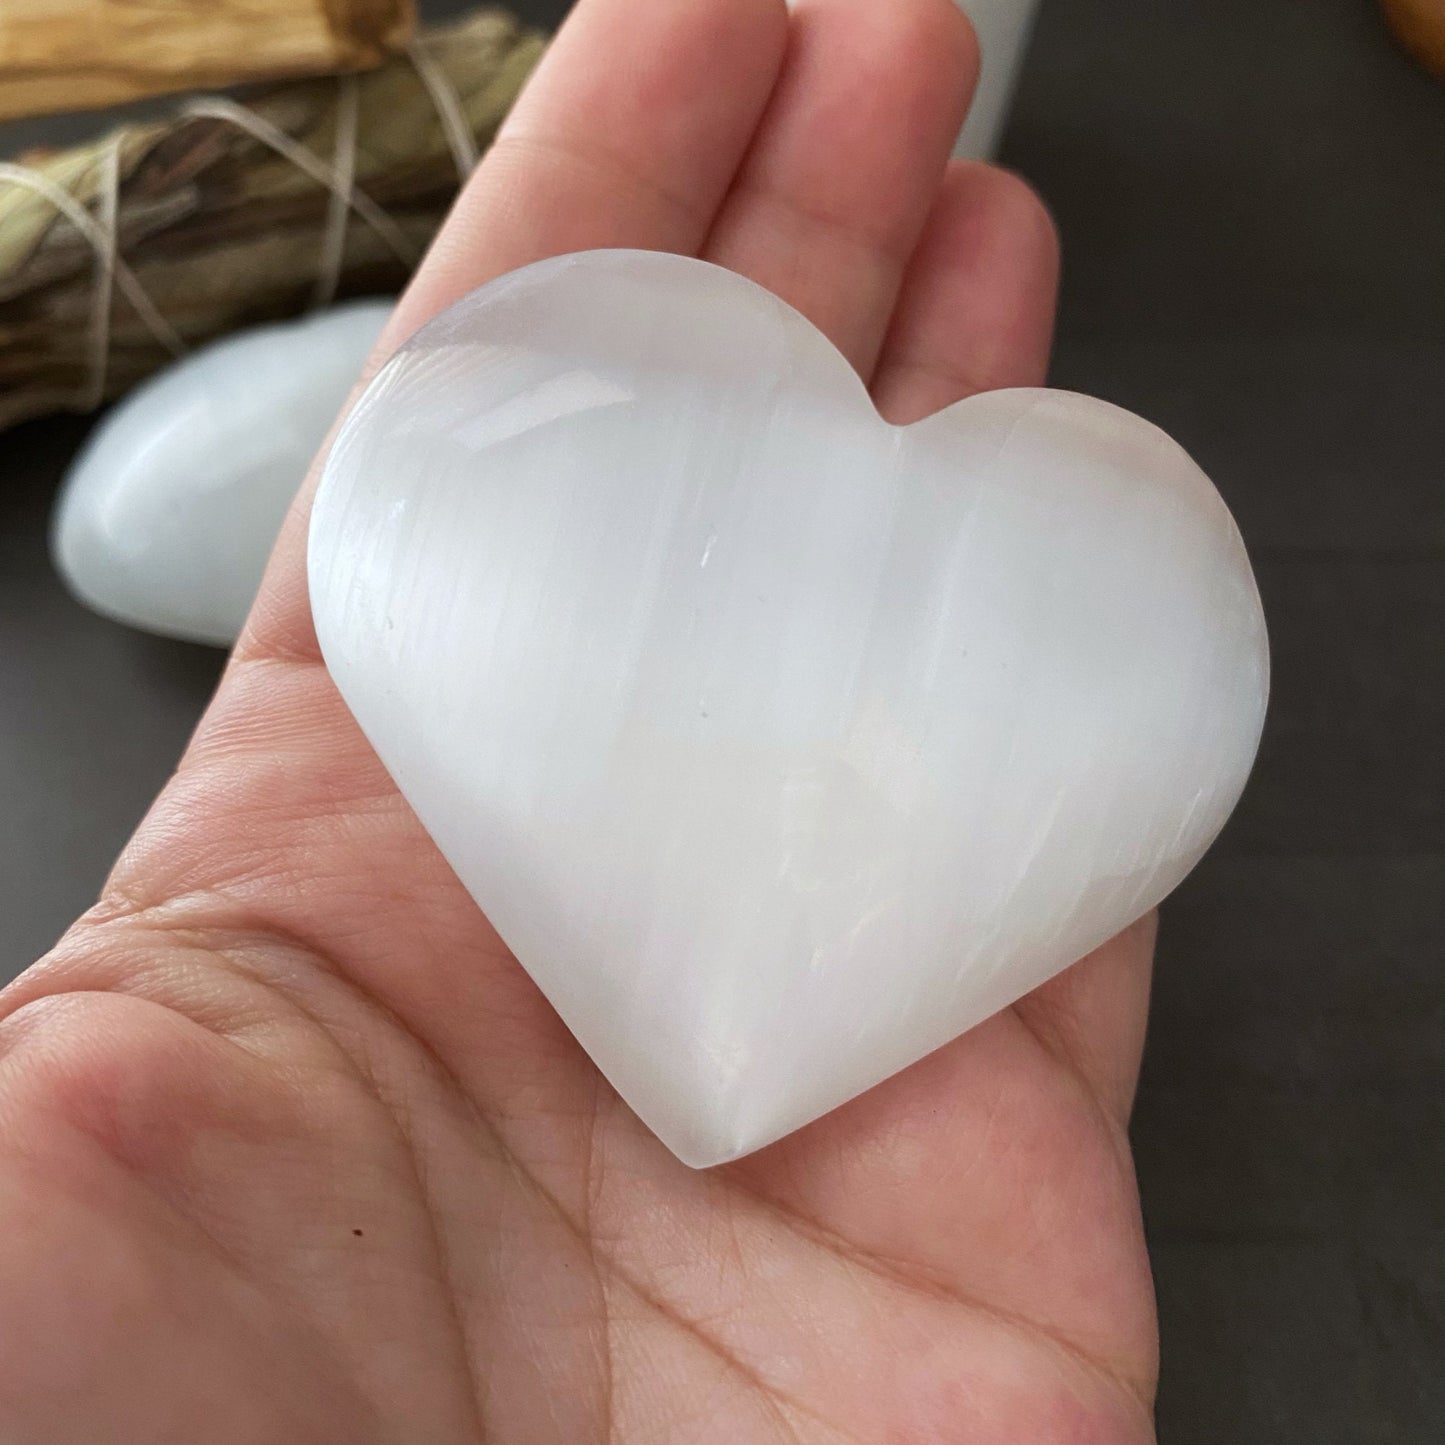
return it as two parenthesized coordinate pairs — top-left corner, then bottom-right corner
(2, 0), (1442, 1438)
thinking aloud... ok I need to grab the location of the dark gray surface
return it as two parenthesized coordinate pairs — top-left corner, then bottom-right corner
(1011, 3), (1445, 1438)
(3, 0), (1443, 1439)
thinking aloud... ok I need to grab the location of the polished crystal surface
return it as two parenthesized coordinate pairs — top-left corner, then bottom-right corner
(310, 250), (1269, 1167)
(53, 300), (389, 646)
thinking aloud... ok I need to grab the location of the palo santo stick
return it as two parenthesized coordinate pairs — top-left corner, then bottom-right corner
(0, 8), (545, 430)
(0, 0), (416, 122)
(1380, 0), (1445, 78)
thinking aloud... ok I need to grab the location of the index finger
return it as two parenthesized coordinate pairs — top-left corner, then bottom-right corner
(384, 0), (790, 349)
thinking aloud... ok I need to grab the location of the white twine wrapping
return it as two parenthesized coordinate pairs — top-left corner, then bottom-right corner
(0, 47), (479, 413)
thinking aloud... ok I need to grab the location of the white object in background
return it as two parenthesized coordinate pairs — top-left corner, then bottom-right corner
(955, 0), (1043, 158)
(53, 299), (391, 647)
(310, 250), (1269, 1169)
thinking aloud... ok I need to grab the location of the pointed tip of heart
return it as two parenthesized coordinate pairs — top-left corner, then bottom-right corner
(615, 1072), (777, 1171)
(668, 1136), (750, 1172)
(647, 1116), (786, 1172)
(603, 1033), (844, 1170)
(580, 1017), (799, 1170)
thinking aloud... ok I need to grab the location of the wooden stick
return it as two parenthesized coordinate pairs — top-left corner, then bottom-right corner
(0, 0), (416, 122)
(1380, 0), (1445, 79)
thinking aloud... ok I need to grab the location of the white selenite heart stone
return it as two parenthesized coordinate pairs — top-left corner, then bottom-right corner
(310, 250), (1268, 1167)
(53, 300), (390, 646)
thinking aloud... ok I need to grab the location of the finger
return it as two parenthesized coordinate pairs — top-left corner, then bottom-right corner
(240, 0), (790, 665)
(1012, 915), (1157, 1127)
(703, 0), (977, 377)
(384, 0), (791, 351)
(872, 160), (1059, 423)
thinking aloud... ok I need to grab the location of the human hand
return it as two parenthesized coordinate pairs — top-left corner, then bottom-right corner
(0, 0), (1157, 1438)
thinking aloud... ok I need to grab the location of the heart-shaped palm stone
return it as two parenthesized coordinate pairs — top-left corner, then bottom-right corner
(309, 249), (1268, 1167)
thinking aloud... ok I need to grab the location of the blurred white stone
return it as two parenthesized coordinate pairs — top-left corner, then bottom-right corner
(310, 250), (1268, 1168)
(955, 0), (1043, 159)
(53, 300), (390, 646)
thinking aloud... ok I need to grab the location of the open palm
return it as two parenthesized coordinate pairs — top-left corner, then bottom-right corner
(0, 0), (1158, 1438)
